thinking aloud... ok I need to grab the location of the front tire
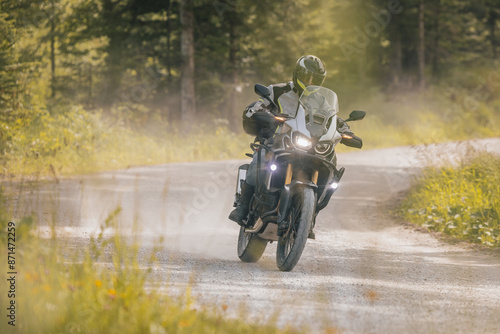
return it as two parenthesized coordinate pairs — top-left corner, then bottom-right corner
(276, 186), (315, 271)
(237, 227), (267, 263)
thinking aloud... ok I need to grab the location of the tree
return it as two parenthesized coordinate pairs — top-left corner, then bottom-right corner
(0, 11), (17, 107)
(101, 0), (128, 107)
(0, 0), (38, 110)
(180, 0), (195, 125)
(418, 0), (425, 90)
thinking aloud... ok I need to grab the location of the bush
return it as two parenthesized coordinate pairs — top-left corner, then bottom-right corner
(401, 153), (500, 247)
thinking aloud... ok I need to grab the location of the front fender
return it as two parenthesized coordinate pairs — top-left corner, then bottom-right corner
(277, 180), (317, 223)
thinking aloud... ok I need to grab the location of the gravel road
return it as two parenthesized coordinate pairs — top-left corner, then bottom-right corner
(9, 138), (500, 333)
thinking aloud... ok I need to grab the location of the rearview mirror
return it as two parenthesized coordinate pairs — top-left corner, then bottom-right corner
(254, 84), (271, 98)
(254, 84), (278, 108)
(345, 110), (366, 122)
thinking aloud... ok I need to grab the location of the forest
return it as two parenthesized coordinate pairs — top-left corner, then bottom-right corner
(1, 0), (499, 175)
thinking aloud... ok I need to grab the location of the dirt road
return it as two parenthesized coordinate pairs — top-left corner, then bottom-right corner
(10, 139), (500, 333)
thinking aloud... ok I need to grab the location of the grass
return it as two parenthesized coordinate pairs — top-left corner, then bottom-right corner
(401, 152), (500, 247)
(0, 203), (304, 334)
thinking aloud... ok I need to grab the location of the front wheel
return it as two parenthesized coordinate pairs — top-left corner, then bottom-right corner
(276, 186), (315, 271)
(237, 227), (268, 263)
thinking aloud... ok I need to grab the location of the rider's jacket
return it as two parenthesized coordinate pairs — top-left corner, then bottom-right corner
(242, 81), (352, 137)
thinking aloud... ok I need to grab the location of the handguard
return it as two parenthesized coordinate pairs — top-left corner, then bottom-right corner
(253, 111), (277, 129)
(340, 134), (363, 149)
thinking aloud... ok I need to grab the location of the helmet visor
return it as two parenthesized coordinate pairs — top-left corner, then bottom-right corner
(297, 68), (326, 88)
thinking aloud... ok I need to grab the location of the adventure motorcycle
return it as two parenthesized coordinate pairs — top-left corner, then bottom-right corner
(233, 84), (366, 271)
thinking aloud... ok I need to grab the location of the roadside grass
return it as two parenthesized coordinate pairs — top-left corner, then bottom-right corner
(401, 152), (500, 247)
(0, 204), (302, 334)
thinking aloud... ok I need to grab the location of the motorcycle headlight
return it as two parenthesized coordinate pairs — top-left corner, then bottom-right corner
(315, 142), (332, 155)
(293, 134), (312, 150)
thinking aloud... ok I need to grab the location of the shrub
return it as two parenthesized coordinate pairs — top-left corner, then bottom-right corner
(402, 153), (500, 247)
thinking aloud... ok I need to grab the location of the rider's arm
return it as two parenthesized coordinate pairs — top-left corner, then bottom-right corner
(242, 84), (280, 137)
(337, 117), (353, 135)
(243, 99), (273, 120)
(242, 105), (276, 138)
(338, 117), (363, 148)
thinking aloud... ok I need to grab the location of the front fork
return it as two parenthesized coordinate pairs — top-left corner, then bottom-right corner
(276, 163), (345, 236)
(276, 162), (318, 236)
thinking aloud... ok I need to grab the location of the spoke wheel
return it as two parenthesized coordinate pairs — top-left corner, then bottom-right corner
(276, 186), (315, 271)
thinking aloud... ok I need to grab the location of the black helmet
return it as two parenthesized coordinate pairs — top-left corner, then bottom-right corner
(293, 55), (327, 95)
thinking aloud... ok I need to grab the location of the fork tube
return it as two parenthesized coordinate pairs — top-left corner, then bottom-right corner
(256, 148), (261, 192)
(285, 164), (293, 185)
(312, 170), (319, 185)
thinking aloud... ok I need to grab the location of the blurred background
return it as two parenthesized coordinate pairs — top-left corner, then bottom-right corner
(1, 0), (499, 175)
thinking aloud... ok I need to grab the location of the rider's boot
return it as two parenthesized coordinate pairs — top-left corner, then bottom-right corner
(228, 182), (255, 226)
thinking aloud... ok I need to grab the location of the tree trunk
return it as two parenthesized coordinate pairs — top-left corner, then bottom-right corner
(180, 0), (196, 126)
(228, 10), (239, 130)
(418, 0), (426, 90)
(166, 0), (173, 80)
(431, 0), (441, 78)
(487, 8), (497, 58)
(50, 16), (56, 99)
(392, 29), (402, 86)
(102, 0), (124, 107)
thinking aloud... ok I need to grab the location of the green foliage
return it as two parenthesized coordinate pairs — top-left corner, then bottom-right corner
(0, 11), (16, 103)
(401, 153), (500, 247)
(1, 0), (500, 112)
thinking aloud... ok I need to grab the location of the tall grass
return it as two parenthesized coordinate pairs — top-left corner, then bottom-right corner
(401, 153), (500, 247)
(0, 203), (302, 333)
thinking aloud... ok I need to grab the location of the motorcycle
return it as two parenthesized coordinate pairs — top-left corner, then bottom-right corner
(233, 84), (366, 271)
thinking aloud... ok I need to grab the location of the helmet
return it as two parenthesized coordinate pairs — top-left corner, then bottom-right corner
(293, 55), (327, 95)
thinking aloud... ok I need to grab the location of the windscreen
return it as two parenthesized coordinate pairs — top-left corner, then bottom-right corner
(298, 86), (339, 138)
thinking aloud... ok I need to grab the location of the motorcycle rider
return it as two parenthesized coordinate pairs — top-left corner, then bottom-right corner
(229, 55), (358, 226)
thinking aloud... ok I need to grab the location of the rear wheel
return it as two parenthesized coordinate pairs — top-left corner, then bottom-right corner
(276, 186), (315, 271)
(237, 227), (268, 263)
